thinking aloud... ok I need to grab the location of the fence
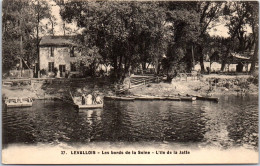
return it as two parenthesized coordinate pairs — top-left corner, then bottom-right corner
(175, 71), (202, 81)
(9, 69), (33, 78)
(130, 75), (162, 88)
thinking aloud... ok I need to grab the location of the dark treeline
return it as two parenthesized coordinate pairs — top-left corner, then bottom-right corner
(2, 0), (259, 80)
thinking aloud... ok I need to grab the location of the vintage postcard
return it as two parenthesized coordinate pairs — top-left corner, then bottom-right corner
(2, 0), (258, 164)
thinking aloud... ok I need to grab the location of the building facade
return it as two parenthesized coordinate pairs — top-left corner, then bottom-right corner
(39, 36), (81, 77)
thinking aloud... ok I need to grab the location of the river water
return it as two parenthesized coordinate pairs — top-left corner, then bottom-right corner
(2, 95), (258, 150)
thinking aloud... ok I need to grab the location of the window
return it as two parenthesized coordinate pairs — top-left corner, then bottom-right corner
(70, 47), (75, 57)
(59, 65), (66, 72)
(48, 62), (54, 72)
(70, 62), (77, 72)
(50, 47), (54, 57)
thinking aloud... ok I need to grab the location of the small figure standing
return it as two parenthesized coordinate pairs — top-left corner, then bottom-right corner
(95, 94), (103, 104)
(81, 94), (85, 105)
(17, 97), (22, 103)
(86, 94), (93, 105)
(92, 91), (97, 104)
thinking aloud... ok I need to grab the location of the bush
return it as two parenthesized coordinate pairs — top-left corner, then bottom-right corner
(247, 76), (258, 85)
(40, 69), (47, 76)
(53, 67), (58, 77)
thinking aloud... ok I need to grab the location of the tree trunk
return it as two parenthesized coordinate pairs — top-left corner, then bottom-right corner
(250, 40), (258, 74)
(154, 57), (158, 75)
(250, 21), (258, 74)
(191, 44), (195, 69)
(20, 8), (23, 71)
(37, 1), (40, 50)
(221, 48), (230, 71)
(51, 19), (54, 36)
(221, 59), (226, 71)
(142, 62), (146, 74)
(63, 22), (66, 36)
(118, 54), (123, 79)
(199, 55), (205, 73)
(113, 55), (118, 79)
(197, 45), (205, 73)
(118, 54), (123, 72)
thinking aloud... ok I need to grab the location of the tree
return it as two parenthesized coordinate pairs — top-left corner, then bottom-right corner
(196, 2), (224, 72)
(164, 2), (200, 74)
(165, 2), (224, 73)
(60, 1), (171, 80)
(2, 0), (52, 73)
(32, 0), (52, 65)
(223, 1), (258, 72)
(248, 2), (259, 74)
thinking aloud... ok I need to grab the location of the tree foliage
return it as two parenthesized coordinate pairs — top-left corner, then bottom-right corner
(223, 1), (258, 72)
(60, 1), (172, 80)
(2, 0), (52, 72)
(3, 1), (258, 78)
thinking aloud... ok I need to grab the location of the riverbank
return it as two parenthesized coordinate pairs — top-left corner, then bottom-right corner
(2, 77), (115, 100)
(2, 74), (258, 101)
(129, 74), (258, 97)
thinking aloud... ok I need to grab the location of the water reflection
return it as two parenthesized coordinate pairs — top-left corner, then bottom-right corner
(2, 95), (258, 150)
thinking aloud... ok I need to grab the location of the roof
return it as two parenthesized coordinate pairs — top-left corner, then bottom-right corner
(230, 53), (250, 60)
(39, 36), (78, 47)
(228, 52), (251, 63)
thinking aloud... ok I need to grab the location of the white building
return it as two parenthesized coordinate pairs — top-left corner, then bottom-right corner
(39, 36), (81, 77)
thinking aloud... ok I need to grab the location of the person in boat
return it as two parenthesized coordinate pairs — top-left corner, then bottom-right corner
(92, 91), (97, 104)
(86, 94), (93, 105)
(81, 94), (86, 105)
(95, 94), (103, 104)
(17, 97), (22, 103)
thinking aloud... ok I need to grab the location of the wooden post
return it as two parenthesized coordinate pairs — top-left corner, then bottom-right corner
(191, 44), (195, 69)
(19, 6), (23, 78)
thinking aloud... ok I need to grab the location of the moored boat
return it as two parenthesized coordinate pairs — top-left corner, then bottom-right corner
(180, 97), (196, 101)
(5, 97), (33, 108)
(77, 103), (103, 109)
(165, 97), (181, 101)
(153, 96), (167, 100)
(195, 96), (219, 102)
(134, 96), (157, 100)
(104, 96), (135, 101)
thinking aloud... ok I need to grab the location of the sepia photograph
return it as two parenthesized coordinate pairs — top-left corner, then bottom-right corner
(2, 0), (259, 164)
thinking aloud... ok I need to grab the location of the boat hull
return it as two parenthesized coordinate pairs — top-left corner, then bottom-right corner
(180, 97), (197, 101)
(104, 96), (135, 101)
(166, 97), (181, 101)
(77, 104), (103, 109)
(6, 103), (33, 108)
(196, 96), (219, 102)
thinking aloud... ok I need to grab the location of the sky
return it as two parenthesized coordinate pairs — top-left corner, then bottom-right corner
(208, 24), (230, 38)
(40, 0), (82, 37)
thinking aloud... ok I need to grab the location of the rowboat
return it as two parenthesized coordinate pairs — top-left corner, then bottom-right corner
(153, 96), (167, 100)
(134, 96), (157, 100)
(180, 97), (196, 101)
(195, 96), (219, 102)
(165, 97), (181, 101)
(77, 103), (104, 109)
(104, 96), (135, 101)
(5, 97), (33, 108)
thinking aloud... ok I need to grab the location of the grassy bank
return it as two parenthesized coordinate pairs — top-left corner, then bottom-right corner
(129, 75), (258, 97)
